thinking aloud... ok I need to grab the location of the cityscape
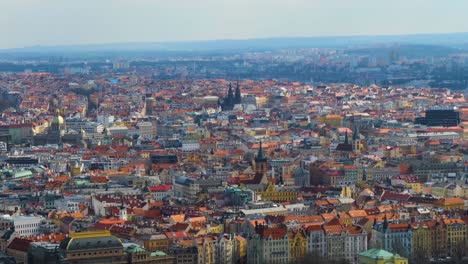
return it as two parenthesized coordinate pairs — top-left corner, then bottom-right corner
(0, 1), (467, 264)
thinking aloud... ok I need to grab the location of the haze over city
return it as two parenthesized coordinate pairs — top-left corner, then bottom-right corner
(2, 0), (468, 49)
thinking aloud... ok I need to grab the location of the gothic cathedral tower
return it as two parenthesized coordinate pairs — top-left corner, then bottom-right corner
(254, 141), (268, 184)
(352, 124), (361, 154)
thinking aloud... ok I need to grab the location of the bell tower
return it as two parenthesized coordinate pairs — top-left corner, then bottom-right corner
(254, 141), (268, 184)
(352, 124), (361, 154)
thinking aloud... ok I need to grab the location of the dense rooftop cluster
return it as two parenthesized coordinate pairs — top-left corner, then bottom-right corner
(0, 72), (467, 264)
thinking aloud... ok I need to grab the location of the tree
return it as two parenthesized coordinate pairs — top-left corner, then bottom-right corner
(298, 251), (328, 264)
(410, 249), (430, 264)
(243, 151), (255, 162)
(392, 238), (407, 258)
(297, 252), (351, 264)
(453, 240), (467, 264)
(373, 238), (383, 250)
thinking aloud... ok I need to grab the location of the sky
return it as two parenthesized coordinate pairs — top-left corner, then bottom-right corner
(1, 0), (468, 49)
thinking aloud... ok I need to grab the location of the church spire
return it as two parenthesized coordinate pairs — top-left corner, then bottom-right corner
(235, 80), (241, 104)
(256, 141), (266, 162)
(353, 124), (359, 141)
(344, 130), (349, 145)
(227, 82), (234, 101)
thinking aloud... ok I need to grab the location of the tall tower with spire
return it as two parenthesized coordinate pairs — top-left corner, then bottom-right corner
(234, 80), (241, 104)
(352, 124), (361, 153)
(219, 82), (237, 111)
(227, 82), (234, 105)
(254, 141), (268, 184)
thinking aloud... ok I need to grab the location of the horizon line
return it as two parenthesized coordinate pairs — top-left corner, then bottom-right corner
(2, 30), (468, 51)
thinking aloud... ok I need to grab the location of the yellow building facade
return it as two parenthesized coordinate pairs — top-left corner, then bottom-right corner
(444, 219), (466, 258)
(412, 225), (432, 257)
(318, 114), (344, 127)
(258, 182), (297, 202)
(289, 231), (307, 263)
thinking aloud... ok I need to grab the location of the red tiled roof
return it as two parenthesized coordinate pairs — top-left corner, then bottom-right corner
(258, 227), (287, 240)
(7, 237), (31, 252)
(149, 184), (172, 192)
(437, 198), (464, 206)
(381, 191), (411, 202)
(164, 231), (190, 239)
(388, 223), (411, 232)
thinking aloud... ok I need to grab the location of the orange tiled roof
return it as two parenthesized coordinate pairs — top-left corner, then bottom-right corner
(437, 198), (464, 206)
(348, 210), (368, 218)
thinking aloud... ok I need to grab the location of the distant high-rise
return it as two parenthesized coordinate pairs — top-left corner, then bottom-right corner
(389, 48), (400, 63)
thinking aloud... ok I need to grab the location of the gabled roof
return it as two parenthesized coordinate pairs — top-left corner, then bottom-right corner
(170, 214), (185, 223)
(258, 227), (287, 240)
(335, 143), (353, 152)
(380, 191), (411, 202)
(348, 210), (368, 218)
(323, 224), (342, 236)
(164, 231), (190, 240)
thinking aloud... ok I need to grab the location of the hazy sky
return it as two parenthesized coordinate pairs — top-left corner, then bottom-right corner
(2, 0), (468, 49)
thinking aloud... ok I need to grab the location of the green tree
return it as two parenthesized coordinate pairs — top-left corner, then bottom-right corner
(410, 249), (430, 264)
(297, 252), (351, 264)
(453, 240), (467, 264)
(392, 238), (407, 258)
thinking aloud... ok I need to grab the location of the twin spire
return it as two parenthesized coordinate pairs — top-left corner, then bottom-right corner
(344, 124), (359, 144)
(220, 81), (242, 111)
(227, 81), (241, 104)
(255, 140), (266, 162)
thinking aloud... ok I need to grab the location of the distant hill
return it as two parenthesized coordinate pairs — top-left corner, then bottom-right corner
(2, 32), (468, 55)
(346, 44), (463, 58)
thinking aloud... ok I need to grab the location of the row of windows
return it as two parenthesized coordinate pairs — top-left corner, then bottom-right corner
(16, 223), (39, 228)
(71, 250), (120, 257)
(17, 229), (39, 234)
